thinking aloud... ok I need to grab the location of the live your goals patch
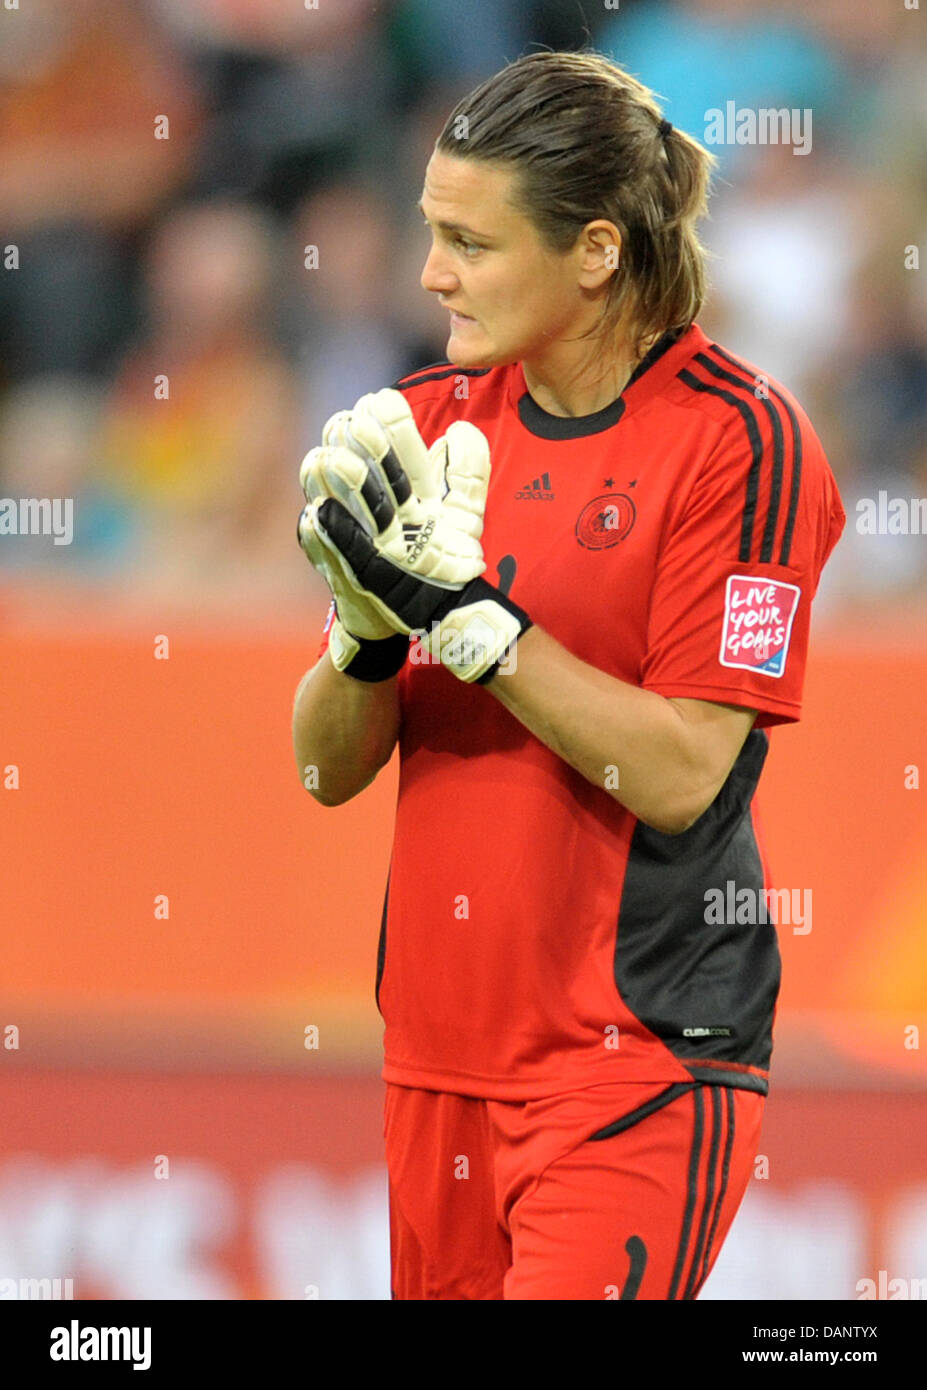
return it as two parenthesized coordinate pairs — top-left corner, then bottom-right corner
(719, 575), (801, 677)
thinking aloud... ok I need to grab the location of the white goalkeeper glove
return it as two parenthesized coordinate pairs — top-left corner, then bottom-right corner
(302, 388), (532, 684)
(299, 421), (410, 681)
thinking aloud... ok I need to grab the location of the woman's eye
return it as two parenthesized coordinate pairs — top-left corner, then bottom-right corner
(419, 216), (481, 257)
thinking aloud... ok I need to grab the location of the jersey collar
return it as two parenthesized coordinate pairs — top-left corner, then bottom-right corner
(512, 322), (710, 440)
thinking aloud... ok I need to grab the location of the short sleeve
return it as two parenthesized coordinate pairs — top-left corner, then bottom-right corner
(640, 404), (846, 728)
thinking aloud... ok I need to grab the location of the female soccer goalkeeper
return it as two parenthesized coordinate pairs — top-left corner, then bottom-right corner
(292, 50), (845, 1301)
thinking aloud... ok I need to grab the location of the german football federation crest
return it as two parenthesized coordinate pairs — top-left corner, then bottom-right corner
(575, 493), (636, 549)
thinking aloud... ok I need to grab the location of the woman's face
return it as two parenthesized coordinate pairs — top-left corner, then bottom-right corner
(418, 150), (613, 371)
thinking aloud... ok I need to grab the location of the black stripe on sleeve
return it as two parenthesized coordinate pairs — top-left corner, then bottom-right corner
(678, 369), (763, 563)
(668, 1086), (705, 1300)
(691, 353), (789, 564)
(708, 345), (804, 566)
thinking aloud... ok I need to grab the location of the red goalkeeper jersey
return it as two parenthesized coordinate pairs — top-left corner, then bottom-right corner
(315, 323), (846, 1100)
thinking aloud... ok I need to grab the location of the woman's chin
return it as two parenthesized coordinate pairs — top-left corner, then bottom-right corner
(446, 333), (496, 367)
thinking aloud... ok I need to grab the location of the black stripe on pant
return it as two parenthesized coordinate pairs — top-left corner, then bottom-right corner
(669, 1086), (737, 1300)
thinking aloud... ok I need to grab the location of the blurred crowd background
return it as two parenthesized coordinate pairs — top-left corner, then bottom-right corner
(1, 0), (925, 615)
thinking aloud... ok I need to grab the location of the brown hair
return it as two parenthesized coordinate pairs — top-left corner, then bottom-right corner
(434, 50), (717, 362)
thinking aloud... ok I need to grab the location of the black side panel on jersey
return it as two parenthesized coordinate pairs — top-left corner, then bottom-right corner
(613, 729), (778, 1095)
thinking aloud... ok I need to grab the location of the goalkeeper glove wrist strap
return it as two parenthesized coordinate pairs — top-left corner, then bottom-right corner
(426, 576), (533, 685)
(328, 619), (409, 682)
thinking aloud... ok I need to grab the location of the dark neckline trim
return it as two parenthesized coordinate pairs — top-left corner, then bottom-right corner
(516, 326), (685, 441)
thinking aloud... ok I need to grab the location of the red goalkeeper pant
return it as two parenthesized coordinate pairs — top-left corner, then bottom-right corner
(384, 1078), (764, 1300)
